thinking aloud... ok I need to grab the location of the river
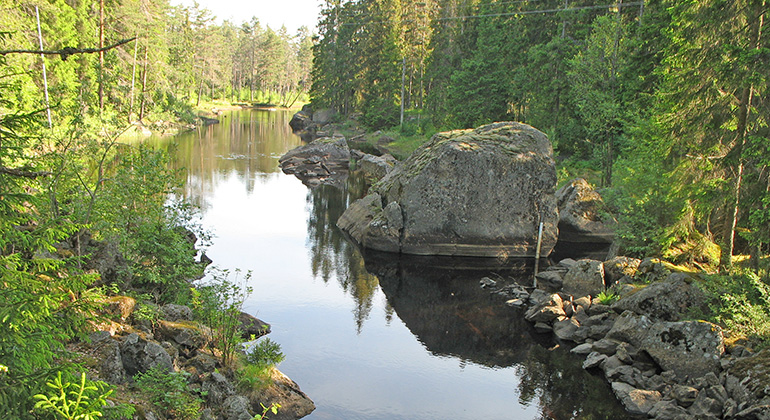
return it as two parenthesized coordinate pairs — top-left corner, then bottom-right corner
(149, 109), (630, 420)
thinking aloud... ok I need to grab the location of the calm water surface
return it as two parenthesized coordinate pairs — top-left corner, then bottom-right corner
(151, 109), (629, 420)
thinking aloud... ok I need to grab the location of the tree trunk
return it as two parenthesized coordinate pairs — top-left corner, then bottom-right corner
(139, 47), (148, 121)
(98, 0), (105, 113)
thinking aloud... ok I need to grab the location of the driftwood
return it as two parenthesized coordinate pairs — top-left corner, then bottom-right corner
(0, 37), (136, 61)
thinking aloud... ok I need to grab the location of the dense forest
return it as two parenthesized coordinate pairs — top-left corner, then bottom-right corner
(0, 0), (311, 418)
(310, 0), (769, 272)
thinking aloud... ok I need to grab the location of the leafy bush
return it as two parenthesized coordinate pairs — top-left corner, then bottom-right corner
(134, 367), (201, 420)
(192, 268), (252, 366)
(700, 270), (770, 349)
(245, 338), (286, 368)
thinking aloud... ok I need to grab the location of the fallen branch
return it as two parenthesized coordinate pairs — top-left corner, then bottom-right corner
(0, 166), (52, 178)
(0, 37), (136, 61)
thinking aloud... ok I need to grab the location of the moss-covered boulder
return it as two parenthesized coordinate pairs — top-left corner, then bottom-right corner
(337, 122), (559, 257)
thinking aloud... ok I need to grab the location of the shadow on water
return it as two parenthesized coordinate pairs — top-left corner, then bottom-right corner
(305, 172), (633, 419)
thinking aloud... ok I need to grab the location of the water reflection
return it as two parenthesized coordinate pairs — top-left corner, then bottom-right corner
(146, 110), (302, 210)
(152, 110), (633, 419)
(305, 175), (379, 332)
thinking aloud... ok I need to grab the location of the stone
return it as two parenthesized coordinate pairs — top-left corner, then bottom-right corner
(222, 395), (253, 420)
(156, 320), (210, 351)
(612, 272), (707, 321)
(535, 270), (564, 291)
(688, 391), (722, 418)
(570, 343), (594, 355)
(553, 317), (580, 342)
(312, 108), (336, 125)
(119, 333), (173, 376)
(505, 298), (526, 308)
(671, 384), (699, 407)
(637, 257), (672, 282)
(611, 382), (662, 415)
(555, 178), (616, 244)
(105, 296), (137, 322)
(524, 293), (565, 323)
(573, 296), (591, 311)
(160, 304), (193, 321)
(95, 338), (126, 384)
(357, 153), (397, 181)
(603, 256), (641, 284)
(480, 277), (497, 289)
(592, 338), (620, 355)
(279, 138), (351, 187)
(583, 351), (608, 369)
(239, 312), (271, 340)
(608, 312), (725, 382)
(726, 350), (770, 413)
(648, 399), (691, 420)
(734, 405), (770, 420)
(562, 259), (605, 298)
(202, 372), (236, 406)
(528, 288), (550, 306)
(534, 322), (553, 333)
(337, 122), (559, 257)
(247, 368), (316, 420)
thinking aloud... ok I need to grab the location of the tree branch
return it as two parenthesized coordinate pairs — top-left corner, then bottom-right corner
(0, 38), (136, 61)
(0, 166), (52, 178)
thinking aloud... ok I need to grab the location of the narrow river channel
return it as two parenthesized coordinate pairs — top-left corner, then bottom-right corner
(148, 109), (630, 420)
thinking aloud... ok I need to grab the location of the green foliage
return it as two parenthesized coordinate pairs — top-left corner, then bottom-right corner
(699, 270), (770, 349)
(33, 372), (113, 420)
(192, 268), (252, 366)
(246, 338), (286, 369)
(253, 402), (281, 420)
(134, 367), (201, 420)
(595, 287), (621, 305)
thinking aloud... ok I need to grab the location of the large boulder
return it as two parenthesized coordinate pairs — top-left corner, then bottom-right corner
(608, 312), (724, 381)
(279, 138), (351, 187)
(337, 122), (559, 257)
(289, 105), (316, 141)
(555, 178), (616, 244)
(611, 272), (707, 321)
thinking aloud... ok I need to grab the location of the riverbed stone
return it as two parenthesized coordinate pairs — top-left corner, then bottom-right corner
(608, 312), (724, 381)
(279, 137), (351, 187)
(612, 382), (662, 415)
(247, 367), (316, 420)
(337, 122), (559, 257)
(562, 259), (605, 298)
(524, 293), (565, 323)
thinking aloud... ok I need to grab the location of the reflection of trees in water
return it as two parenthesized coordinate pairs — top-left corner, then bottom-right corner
(146, 110), (302, 210)
(366, 253), (632, 419)
(305, 174), (380, 332)
(516, 346), (636, 420)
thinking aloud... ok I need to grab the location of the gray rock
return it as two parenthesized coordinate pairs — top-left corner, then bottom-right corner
(733, 405), (770, 420)
(611, 382), (662, 415)
(571, 343), (594, 355)
(603, 256), (641, 284)
(648, 399), (690, 420)
(573, 296), (591, 311)
(337, 122), (559, 257)
(637, 257), (672, 282)
(239, 312), (271, 340)
(246, 368), (316, 420)
(312, 108), (336, 125)
(528, 288), (551, 306)
(357, 153), (397, 181)
(670, 384), (699, 407)
(562, 259), (605, 298)
(160, 304), (193, 321)
(156, 320), (210, 351)
(279, 138), (351, 187)
(608, 312), (724, 382)
(535, 270), (564, 291)
(119, 333), (173, 376)
(534, 322), (553, 333)
(524, 294), (565, 323)
(553, 318), (580, 342)
(612, 272), (706, 321)
(725, 350), (770, 413)
(222, 395), (253, 420)
(592, 338), (620, 355)
(96, 338), (126, 384)
(555, 178), (616, 244)
(583, 352), (608, 370)
(202, 372), (236, 406)
(688, 391), (722, 418)
(480, 277), (497, 289)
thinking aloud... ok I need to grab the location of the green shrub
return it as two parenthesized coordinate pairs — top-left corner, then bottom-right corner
(700, 270), (770, 349)
(33, 372), (113, 420)
(134, 367), (201, 420)
(246, 338), (286, 369)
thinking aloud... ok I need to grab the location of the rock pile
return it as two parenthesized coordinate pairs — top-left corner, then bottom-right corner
(483, 257), (770, 419)
(86, 299), (315, 420)
(279, 137), (351, 187)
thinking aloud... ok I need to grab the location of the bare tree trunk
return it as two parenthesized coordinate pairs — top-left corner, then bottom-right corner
(98, 0), (105, 113)
(129, 36), (138, 122)
(139, 47), (148, 121)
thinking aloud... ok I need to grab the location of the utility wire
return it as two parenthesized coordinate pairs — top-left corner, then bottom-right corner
(335, 1), (642, 26)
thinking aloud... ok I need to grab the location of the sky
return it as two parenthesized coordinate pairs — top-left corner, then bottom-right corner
(171, 0), (322, 33)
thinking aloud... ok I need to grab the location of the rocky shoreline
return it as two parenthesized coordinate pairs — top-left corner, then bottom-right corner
(481, 257), (770, 420)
